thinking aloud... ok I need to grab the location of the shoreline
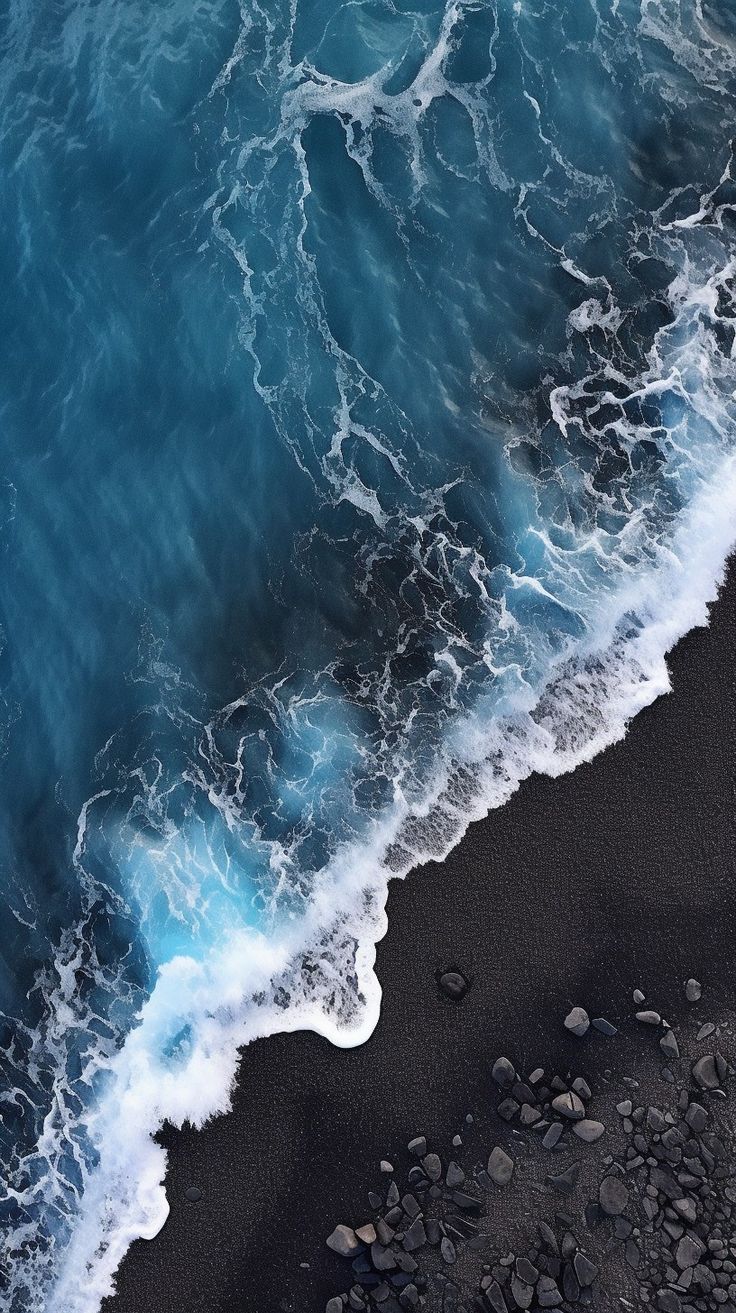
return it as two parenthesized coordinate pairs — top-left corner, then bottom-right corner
(105, 557), (736, 1313)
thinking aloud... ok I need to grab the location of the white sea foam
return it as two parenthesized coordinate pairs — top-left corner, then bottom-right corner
(45, 440), (736, 1312)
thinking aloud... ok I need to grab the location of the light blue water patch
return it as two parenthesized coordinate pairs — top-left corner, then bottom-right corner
(1, 0), (736, 1306)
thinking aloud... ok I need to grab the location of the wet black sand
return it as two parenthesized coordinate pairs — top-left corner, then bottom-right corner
(106, 560), (735, 1313)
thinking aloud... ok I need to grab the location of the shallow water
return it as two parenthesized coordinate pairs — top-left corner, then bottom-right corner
(1, 0), (736, 1308)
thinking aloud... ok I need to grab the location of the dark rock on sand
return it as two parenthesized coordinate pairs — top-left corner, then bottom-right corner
(439, 971), (468, 1000)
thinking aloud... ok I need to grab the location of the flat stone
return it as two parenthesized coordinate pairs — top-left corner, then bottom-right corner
(520, 1103), (542, 1127)
(510, 1276), (533, 1309)
(685, 979), (702, 1003)
(439, 970), (468, 1000)
(327, 1225), (362, 1258)
(673, 1199), (697, 1224)
(380, 1161), (393, 1173)
(573, 1253), (598, 1286)
(572, 1077), (592, 1099)
(371, 1241), (396, 1272)
(657, 1291), (681, 1313)
(564, 1006), (590, 1037)
(498, 1099), (519, 1121)
(633, 989), (646, 1004)
(599, 1176), (629, 1216)
(487, 1146), (514, 1186)
(573, 1119), (605, 1143)
(446, 1161), (465, 1189)
(356, 1224), (377, 1245)
(537, 1275), (562, 1307)
(676, 1235), (704, 1269)
(692, 1055), (720, 1090)
(542, 1123), (564, 1151)
(617, 1100), (633, 1117)
(407, 1137), (426, 1158)
(484, 1280), (507, 1313)
(592, 1017), (617, 1036)
(546, 1163), (580, 1195)
(636, 1010), (661, 1025)
(440, 1236), (456, 1264)
(551, 1092), (586, 1121)
(184, 1186), (202, 1202)
(402, 1218), (427, 1253)
(516, 1258), (538, 1284)
(326, 1299), (344, 1313)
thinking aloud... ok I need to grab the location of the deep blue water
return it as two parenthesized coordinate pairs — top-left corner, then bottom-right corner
(1, 0), (736, 1308)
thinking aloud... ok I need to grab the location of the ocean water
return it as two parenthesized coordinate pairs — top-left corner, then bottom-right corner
(1, 0), (736, 1307)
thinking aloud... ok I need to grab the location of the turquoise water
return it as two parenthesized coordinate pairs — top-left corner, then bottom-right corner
(1, 0), (736, 1307)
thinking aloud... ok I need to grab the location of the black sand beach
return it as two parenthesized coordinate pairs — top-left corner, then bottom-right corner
(106, 561), (735, 1313)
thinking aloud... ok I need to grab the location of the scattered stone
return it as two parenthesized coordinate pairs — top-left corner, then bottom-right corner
(184, 1186), (202, 1202)
(380, 1161), (393, 1173)
(487, 1147), (514, 1186)
(542, 1122), (563, 1150)
(446, 1161), (465, 1189)
(573, 1252), (598, 1286)
(492, 1057), (516, 1086)
(572, 1119), (605, 1143)
(693, 1054), (720, 1090)
(440, 970), (468, 1000)
(636, 1010), (662, 1025)
(452, 1135), (462, 1148)
(440, 1237), (456, 1264)
(551, 1091), (585, 1121)
(592, 1017), (618, 1036)
(327, 1226), (362, 1258)
(633, 988), (646, 1004)
(660, 1029), (680, 1060)
(697, 1022), (716, 1040)
(537, 1275), (562, 1307)
(402, 1218), (426, 1253)
(616, 1100), (633, 1116)
(326, 1299), (344, 1313)
(422, 1152), (442, 1181)
(407, 1137), (426, 1158)
(599, 1175), (629, 1216)
(355, 1224), (376, 1245)
(685, 978), (702, 1003)
(564, 1006), (589, 1037)
(497, 1098), (519, 1121)
(510, 1275), (533, 1309)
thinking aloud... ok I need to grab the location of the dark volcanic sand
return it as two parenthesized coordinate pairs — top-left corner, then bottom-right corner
(106, 561), (735, 1313)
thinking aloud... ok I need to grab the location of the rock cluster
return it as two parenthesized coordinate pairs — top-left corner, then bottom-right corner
(322, 982), (735, 1313)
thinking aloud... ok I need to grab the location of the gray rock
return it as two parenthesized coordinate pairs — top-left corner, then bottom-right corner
(484, 1280), (508, 1313)
(542, 1122), (564, 1150)
(573, 1252), (598, 1287)
(356, 1224), (377, 1245)
(564, 1006), (590, 1037)
(452, 1135), (462, 1147)
(520, 1103), (542, 1127)
(422, 1153), (442, 1181)
(510, 1276), (533, 1310)
(440, 1236), (456, 1264)
(516, 1258), (538, 1284)
(685, 1102), (708, 1132)
(693, 1055), (720, 1090)
(673, 1198), (697, 1224)
(697, 1022), (715, 1040)
(657, 1291), (681, 1313)
(371, 1241), (396, 1272)
(572, 1077), (592, 1099)
(537, 1275), (562, 1307)
(551, 1091), (586, 1121)
(327, 1225), (362, 1257)
(439, 970), (467, 1000)
(487, 1146), (514, 1186)
(617, 1100), (633, 1116)
(660, 1030), (680, 1060)
(685, 978), (702, 1003)
(592, 1017), (618, 1035)
(633, 989), (646, 1004)
(402, 1218), (427, 1253)
(599, 1175), (629, 1216)
(492, 1056), (516, 1086)
(676, 1234), (704, 1269)
(546, 1162), (580, 1194)
(380, 1161), (393, 1173)
(326, 1300), (344, 1313)
(573, 1119), (605, 1143)
(184, 1186), (202, 1202)
(446, 1161), (465, 1189)
(636, 1010), (661, 1025)
(407, 1137), (426, 1158)
(498, 1098), (520, 1121)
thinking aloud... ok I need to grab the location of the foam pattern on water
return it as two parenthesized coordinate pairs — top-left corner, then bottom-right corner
(1, 0), (736, 1307)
